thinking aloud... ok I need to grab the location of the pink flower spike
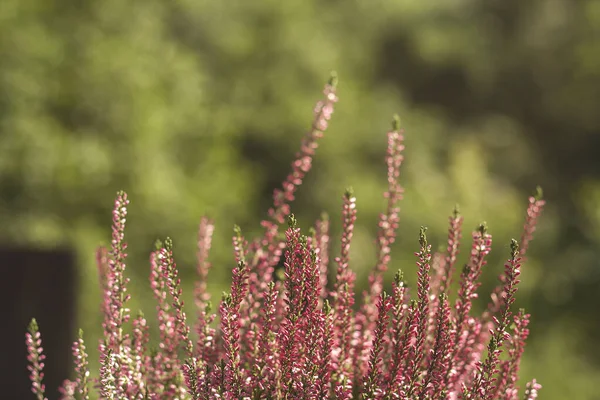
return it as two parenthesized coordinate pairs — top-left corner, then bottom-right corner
(405, 226), (433, 398)
(99, 347), (118, 399)
(418, 293), (451, 399)
(259, 73), (338, 265)
(195, 216), (215, 307)
(363, 291), (393, 399)
(158, 238), (195, 359)
(332, 188), (358, 385)
(314, 212), (331, 301)
(387, 270), (409, 394)
(101, 190), (131, 371)
(468, 240), (523, 399)
(443, 205), (464, 294)
(26, 319), (48, 400)
(72, 329), (91, 400)
(219, 226), (250, 398)
(519, 187), (545, 259)
(368, 115), (406, 302)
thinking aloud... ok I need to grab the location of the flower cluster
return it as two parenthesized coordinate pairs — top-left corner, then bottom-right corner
(26, 74), (544, 399)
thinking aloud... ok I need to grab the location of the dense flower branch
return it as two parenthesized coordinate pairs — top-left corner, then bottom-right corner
(26, 75), (542, 400)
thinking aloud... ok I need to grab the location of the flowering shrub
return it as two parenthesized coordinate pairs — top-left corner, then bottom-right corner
(26, 74), (545, 400)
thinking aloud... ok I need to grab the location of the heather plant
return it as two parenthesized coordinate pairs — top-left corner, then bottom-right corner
(26, 75), (545, 400)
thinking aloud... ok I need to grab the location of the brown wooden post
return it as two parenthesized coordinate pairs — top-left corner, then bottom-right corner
(0, 246), (77, 399)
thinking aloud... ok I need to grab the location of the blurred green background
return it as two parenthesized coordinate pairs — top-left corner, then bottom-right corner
(2, 0), (600, 398)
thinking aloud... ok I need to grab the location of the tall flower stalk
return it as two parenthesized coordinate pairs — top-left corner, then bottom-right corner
(26, 319), (47, 400)
(72, 330), (91, 400)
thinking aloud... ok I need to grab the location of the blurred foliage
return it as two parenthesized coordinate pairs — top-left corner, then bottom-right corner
(1, 0), (599, 398)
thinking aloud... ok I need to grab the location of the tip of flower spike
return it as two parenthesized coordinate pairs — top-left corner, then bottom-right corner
(205, 301), (212, 313)
(222, 292), (232, 305)
(453, 204), (460, 218)
(419, 226), (428, 247)
(394, 269), (405, 286)
(28, 318), (39, 333)
(78, 328), (84, 338)
(136, 310), (145, 319)
(320, 211), (329, 221)
(164, 237), (173, 251)
(154, 239), (163, 251)
(233, 224), (242, 238)
(477, 221), (488, 235)
(344, 186), (354, 199)
(288, 214), (298, 229)
(535, 186), (543, 201)
(392, 114), (401, 131)
(328, 71), (338, 88)
(439, 292), (448, 302)
(510, 238), (519, 258)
